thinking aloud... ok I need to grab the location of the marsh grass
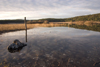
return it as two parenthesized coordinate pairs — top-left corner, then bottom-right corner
(0, 23), (68, 34)
(70, 21), (100, 26)
(1, 21), (100, 34)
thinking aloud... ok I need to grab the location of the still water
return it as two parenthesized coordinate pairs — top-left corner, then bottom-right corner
(0, 27), (100, 67)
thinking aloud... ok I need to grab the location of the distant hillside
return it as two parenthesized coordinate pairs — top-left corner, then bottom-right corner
(38, 13), (100, 22)
(1, 13), (100, 24)
(0, 20), (24, 24)
(39, 18), (65, 22)
(65, 13), (100, 22)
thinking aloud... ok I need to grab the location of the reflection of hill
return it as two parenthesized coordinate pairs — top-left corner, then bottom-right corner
(68, 24), (100, 32)
(8, 47), (23, 53)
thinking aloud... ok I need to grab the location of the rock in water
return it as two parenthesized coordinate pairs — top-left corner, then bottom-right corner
(8, 39), (27, 50)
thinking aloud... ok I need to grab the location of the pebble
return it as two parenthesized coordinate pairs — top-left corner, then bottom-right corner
(63, 54), (66, 55)
(19, 53), (23, 55)
(70, 60), (73, 62)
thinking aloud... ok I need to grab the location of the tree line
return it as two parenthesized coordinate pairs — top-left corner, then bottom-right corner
(0, 20), (24, 24)
(0, 13), (100, 24)
(34, 13), (100, 23)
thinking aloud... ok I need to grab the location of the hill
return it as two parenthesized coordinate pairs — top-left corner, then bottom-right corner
(38, 13), (100, 22)
(0, 13), (100, 24)
(65, 13), (100, 22)
(0, 20), (24, 24)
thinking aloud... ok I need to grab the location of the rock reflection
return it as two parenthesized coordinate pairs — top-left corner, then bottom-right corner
(8, 47), (23, 53)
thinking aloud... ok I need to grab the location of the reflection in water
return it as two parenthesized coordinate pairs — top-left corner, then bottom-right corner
(0, 27), (100, 67)
(8, 47), (23, 53)
(69, 24), (100, 32)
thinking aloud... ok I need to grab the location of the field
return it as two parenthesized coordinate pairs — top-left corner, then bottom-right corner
(0, 23), (68, 34)
(1, 21), (100, 34)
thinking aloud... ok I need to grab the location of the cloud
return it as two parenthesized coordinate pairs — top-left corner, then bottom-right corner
(0, 0), (100, 20)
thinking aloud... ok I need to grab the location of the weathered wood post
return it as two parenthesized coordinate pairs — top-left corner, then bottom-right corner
(68, 23), (69, 28)
(24, 17), (27, 42)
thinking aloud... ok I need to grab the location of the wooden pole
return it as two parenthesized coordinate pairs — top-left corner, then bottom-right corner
(68, 23), (69, 28)
(24, 17), (27, 42)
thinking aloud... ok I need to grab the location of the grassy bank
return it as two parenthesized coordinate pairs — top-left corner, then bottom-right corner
(0, 23), (68, 34)
(1, 22), (100, 34)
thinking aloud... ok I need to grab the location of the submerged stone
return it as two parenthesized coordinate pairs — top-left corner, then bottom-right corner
(7, 39), (27, 53)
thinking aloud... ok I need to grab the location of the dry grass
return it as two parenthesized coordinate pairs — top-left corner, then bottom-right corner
(68, 21), (100, 26)
(0, 23), (67, 34)
(1, 21), (99, 34)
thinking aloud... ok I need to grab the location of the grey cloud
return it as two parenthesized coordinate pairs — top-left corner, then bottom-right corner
(0, 0), (100, 11)
(0, 0), (100, 19)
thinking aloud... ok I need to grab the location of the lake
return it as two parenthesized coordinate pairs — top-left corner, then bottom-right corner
(0, 27), (100, 67)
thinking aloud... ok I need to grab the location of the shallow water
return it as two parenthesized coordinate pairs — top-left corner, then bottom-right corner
(0, 27), (100, 67)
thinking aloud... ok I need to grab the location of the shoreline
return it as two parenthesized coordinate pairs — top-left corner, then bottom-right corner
(0, 23), (68, 34)
(1, 22), (100, 35)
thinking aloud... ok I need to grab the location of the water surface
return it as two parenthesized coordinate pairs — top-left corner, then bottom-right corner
(0, 27), (100, 67)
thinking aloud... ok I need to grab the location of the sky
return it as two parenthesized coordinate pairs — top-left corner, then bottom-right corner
(0, 0), (100, 20)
